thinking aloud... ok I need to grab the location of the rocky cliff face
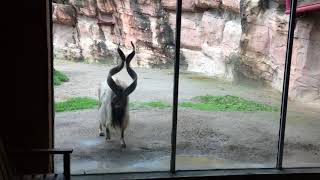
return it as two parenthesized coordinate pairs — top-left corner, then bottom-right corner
(53, 0), (176, 67)
(240, 0), (320, 102)
(52, 0), (319, 103)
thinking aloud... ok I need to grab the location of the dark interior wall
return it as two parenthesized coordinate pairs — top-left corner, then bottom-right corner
(9, 0), (52, 174)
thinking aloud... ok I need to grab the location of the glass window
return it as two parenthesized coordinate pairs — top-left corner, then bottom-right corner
(51, 0), (320, 175)
(284, 18), (320, 167)
(53, 0), (173, 174)
(176, 1), (287, 170)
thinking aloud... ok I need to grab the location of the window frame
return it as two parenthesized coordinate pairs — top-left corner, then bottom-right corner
(48, 0), (320, 178)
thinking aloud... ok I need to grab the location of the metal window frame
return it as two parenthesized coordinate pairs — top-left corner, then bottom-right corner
(170, 0), (182, 174)
(49, 0), (55, 172)
(276, 0), (298, 170)
(70, 168), (320, 179)
(49, 0), (320, 177)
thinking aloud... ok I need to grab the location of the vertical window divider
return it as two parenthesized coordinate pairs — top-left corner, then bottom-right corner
(48, 0), (55, 172)
(276, 0), (298, 170)
(170, 0), (182, 174)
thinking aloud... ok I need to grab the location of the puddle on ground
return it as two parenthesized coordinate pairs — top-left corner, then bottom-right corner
(130, 155), (225, 170)
(78, 138), (104, 146)
(176, 155), (224, 169)
(56, 155), (270, 174)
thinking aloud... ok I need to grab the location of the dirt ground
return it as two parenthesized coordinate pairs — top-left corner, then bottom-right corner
(54, 60), (281, 105)
(54, 60), (320, 174)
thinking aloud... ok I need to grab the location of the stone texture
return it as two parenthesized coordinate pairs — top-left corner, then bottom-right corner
(196, 0), (221, 9)
(77, 16), (111, 62)
(162, 0), (196, 12)
(180, 13), (203, 50)
(52, 3), (77, 25)
(222, 0), (240, 12)
(162, 0), (221, 11)
(221, 20), (242, 57)
(289, 19), (320, 102)
(69, 0), (97, 17)
(53, 24), (83, 61)
(201, 11), (225, 46)
(182, 45), (234, 79)
(246, 25), (269, 55)
(97, 0), (116, 14)
(240, 1), (320, 102)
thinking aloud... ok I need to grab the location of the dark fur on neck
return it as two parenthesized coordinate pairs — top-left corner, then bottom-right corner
(110, 87), (128, 128)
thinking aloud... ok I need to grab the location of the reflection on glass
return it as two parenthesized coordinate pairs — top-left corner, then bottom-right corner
(53, 0), (173, 174)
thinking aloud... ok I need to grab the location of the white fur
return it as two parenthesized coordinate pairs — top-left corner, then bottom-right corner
(98, 79), (129, 148)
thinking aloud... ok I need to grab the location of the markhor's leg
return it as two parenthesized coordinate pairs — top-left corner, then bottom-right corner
(120, 129), (126, 148)
(99, 123), (105, 136)
(106, 123), (111, 140)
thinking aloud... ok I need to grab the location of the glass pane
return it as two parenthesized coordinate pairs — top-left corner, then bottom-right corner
(284, 18), (320, 167)
(52, 0), (174, 174)
(175, 1), (289, 170)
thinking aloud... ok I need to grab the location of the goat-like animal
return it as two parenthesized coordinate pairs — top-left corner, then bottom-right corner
(98, 42), (137, 148)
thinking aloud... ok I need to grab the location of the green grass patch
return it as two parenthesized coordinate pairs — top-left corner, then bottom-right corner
(55, 95), (278, 113)
(55, 97), (98, 112)
(180, 95), (278, 112)
(55, 98), (171, 112)
(54, 70), (69, 86)
(130, 101), (171, 110)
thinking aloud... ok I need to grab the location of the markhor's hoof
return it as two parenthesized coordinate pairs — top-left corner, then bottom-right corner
(99, 132), (105, 136)
(121, 143), (126, 148)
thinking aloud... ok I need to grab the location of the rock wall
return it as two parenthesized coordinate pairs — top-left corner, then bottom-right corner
(52, 0), (176, 66)
(164, 1), (241, 79)
(240, 0), (320, 102)
(52, 0), (319, 102)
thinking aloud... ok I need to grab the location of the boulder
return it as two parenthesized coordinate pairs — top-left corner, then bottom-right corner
(195, 0), (221, 9)
(52, 3), (77, 25)
(222, 0), (240, 12)
(162, 0), (196, 12)
(97, 0), (116, 14)
(201, 11), (225, 46)
(246, 25), (269, 55)
(222, 20), (242, 57)
(53, 24), (83, 61)
(69, 0), (97, 17)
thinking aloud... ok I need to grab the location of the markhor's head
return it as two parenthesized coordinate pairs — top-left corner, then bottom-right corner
(107, 42), (137, 126)
(111, 83), (128, 110)
(110, 84), (128, 127)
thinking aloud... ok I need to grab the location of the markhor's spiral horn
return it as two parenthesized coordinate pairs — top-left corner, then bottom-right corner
(107, 42), (137, 96)
(124, 42), (137, 96)
(107, 44), (126, 96)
